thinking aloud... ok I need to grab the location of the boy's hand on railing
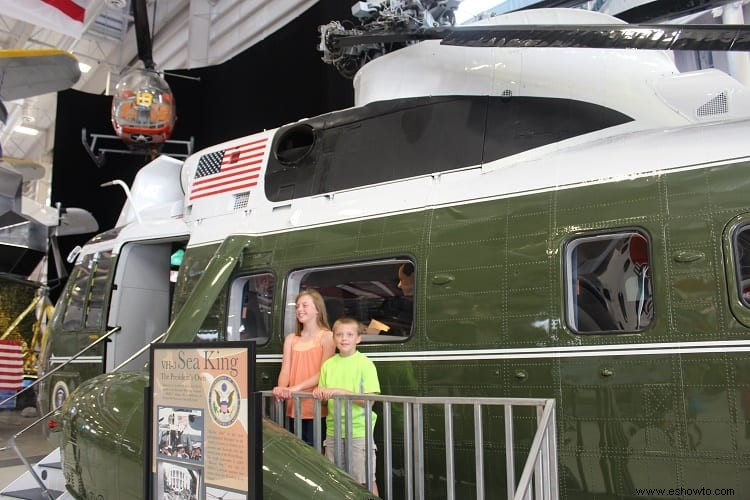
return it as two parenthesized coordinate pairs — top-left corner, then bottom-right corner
(313, 387), (338, 400)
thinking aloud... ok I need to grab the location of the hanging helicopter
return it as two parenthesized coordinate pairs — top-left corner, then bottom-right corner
(110, 0), (176, 149)
(25, 1), (750, 499)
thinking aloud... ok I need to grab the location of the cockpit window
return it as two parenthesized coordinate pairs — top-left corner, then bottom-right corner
(284, 260), (414, 343)
(565, 231), (653, 334)
(85, 251), (112, 329)
(61, 251), (112, 331)
(226, 273), (275, 344)
(61, 265), (88, 331)
(732, 224), (750, 307)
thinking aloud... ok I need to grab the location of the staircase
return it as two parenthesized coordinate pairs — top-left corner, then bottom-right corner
(0, 448), (72, 499)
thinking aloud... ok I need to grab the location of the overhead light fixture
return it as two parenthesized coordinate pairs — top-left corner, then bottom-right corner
(14, 125), (40, 136)
(21, 101), (36, 123)
(79, 62), (92, 73)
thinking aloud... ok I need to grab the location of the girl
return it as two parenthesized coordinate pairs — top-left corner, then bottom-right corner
(272, 290), (335, 447)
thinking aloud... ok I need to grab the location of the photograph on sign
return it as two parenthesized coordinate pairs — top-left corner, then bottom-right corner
(156, 461), (202, 499)
(156, 406), (204, 462)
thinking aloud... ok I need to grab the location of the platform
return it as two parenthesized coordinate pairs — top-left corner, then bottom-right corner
(0, 409), (60, 499)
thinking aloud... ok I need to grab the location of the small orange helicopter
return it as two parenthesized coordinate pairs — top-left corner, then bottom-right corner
(110, 0), (175, 147)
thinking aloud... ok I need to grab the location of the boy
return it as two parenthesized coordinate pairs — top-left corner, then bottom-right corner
(313, 317), (380, 495)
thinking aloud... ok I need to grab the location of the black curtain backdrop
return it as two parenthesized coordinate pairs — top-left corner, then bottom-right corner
(51, 1), (354, 290)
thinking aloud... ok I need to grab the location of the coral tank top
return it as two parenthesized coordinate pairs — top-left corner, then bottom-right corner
(286, 329), (329, 419)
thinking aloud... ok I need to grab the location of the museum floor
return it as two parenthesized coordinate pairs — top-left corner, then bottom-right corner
(0, 409), (55, 490)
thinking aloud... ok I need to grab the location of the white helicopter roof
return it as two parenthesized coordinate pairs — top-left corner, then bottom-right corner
(354, 9), (750, 128)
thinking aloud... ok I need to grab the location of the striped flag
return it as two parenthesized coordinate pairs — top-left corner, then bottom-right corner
(0, 0), (88, 38)
(189, 138), (267, 201)
(0, 340), (23, 391)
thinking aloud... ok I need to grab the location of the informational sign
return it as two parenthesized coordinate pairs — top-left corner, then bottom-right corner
(148, 342), (260, 500)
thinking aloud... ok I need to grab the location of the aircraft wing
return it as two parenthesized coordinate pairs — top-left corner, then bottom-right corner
(0, 49), (81, 104)
(55, 207), (98, 237)
(1, 161), (97, 278)
(0, 157), (45, 181)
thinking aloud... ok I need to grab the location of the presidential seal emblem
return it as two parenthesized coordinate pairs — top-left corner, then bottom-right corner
(52, 380), (70, 409)
(208, 375), (240, 427)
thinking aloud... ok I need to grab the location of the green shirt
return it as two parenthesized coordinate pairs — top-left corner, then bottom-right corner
(319, 350), (380, 438)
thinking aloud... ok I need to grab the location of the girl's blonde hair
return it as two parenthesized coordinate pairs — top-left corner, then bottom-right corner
(295, 289), (330, 335)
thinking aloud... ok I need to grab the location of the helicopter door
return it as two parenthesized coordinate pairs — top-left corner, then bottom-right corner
(105, 241), (174, 371)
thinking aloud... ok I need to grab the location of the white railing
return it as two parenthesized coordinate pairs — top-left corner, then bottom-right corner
(261, 391), (558, 500)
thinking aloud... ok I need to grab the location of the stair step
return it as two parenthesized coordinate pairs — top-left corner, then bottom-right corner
(0, 449), (65, 500)
(1, 488), (64, 500)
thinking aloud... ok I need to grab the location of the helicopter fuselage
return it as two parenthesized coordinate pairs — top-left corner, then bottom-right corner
(42, 8), (750, 499)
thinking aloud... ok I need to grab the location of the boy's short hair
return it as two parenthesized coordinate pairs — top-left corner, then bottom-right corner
(332, 317), (363, 335)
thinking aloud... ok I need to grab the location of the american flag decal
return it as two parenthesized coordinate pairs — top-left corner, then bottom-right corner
(189, 137), (267, 201)
(0, 340), (23, 392)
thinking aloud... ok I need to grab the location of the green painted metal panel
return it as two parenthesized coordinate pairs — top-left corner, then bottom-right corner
(50, 157), (750, 499)
(191, 160), (750, 497)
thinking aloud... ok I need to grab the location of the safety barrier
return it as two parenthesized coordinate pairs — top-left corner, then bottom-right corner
(0, 327), (168, 500)
(261, 391), (558, 500)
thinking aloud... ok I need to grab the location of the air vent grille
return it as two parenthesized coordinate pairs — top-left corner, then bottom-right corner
(697, 91), (728, 117)
(234, 192), (250, 210)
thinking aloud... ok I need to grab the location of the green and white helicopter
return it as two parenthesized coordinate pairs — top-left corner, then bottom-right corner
(27, 3), (750, 499)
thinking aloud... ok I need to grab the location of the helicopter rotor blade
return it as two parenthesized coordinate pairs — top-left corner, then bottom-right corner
(440, 23), (750, 51)
(330, 23), (750, 52)
(132, 0), (155, 70)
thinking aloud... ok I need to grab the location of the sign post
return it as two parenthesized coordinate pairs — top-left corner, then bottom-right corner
(148, 342), (261, 499)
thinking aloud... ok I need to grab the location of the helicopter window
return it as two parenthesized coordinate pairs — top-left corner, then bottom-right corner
(732, 224), (750, 307)
(565, 231), (653, 334)
(284, 259), (415, 343)
(226, 273), (275, 344)
(61, 265), (89, 331)
(171, 250), (212, 323)
(61, 251), (113, 331)
(275, 125), (315, 165)
(84, 251), (112, 329)
(171, 249), (226, 343)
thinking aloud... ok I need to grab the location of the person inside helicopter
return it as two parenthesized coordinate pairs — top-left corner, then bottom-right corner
(365, 262), (414, 335)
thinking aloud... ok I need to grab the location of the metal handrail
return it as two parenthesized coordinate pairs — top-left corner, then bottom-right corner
(0, 325), (122, 409)
(0, 326), (165, 499)
(0, 406), (59, 500)
(0, 325), (120, 499)
(513, 399), (558, 500)
(260, 391), (559, 499)
(112, 331), (167, 371)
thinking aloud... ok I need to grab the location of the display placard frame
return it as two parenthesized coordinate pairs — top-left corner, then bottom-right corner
(146, 341), (261, 500)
